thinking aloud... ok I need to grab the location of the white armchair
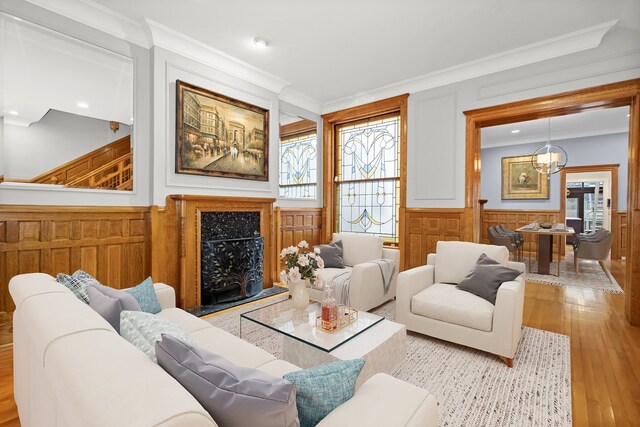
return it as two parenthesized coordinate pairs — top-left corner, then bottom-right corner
(396, 241), (525, 367)
(309, 233), (400, 312)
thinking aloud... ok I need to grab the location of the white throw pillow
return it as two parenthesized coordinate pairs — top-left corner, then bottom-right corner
(333, 233), (383, 267)
(434, 241), (509, 284)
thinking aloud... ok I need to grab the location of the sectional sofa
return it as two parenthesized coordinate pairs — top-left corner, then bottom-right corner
(10, 273), (439, 426)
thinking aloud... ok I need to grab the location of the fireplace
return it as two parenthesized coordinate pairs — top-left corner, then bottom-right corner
(200, 211), (263, 305)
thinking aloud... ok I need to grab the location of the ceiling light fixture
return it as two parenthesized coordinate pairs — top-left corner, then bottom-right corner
(511, 129), (520, 134)
(7, 110), (19, 116)
(77, 102), (89, 108)
(531, 117), (568, 175)
(628, 113), (631, 118)
(253, 37), (270, 48)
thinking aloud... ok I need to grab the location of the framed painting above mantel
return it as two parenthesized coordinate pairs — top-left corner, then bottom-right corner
(501, 155), (549, 200)
(176, 80), (269, 181)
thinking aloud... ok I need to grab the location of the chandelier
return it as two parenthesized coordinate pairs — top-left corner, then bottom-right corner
(531, 117), (568, 175)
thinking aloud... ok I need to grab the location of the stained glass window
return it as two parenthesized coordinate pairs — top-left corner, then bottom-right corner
(336, 114), (400, 243)
(279, 131), (318, 198)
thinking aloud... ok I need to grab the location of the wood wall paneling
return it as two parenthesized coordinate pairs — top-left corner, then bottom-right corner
(617, 211), (628, 258)
(402, 208), (466, 270)
(0, 205), (151, 313)
(276, 208), (323, 273)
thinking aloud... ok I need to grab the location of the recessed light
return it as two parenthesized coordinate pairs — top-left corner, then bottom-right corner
(511, 129), (520, 134)
(7, 110), (19, 116)
(253, 37), (270, 48)
(628, 114), (631, 118)
(77, 102), (89, 109)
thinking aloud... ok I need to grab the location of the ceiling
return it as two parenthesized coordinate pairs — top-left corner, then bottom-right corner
(1, 14), (133, 127)
(481, 106), (630, 149)
(86, 0), (638, 106)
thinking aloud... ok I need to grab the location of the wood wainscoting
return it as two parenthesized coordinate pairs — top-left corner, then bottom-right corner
(616, 211), (628, 259)
(401, 208), (467, 270)
(150, 195), (276, 309)
(0, 204), (151, 313)
(482, 209), (561, 257)
(275, 208), (323, 272)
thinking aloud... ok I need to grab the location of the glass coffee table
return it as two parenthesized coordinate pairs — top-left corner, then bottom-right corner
(241, 300), (406, 387)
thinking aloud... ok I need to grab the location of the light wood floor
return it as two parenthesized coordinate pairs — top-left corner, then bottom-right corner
(0, 258), (637, 426)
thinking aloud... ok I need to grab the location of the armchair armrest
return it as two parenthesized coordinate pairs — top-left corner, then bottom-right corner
(153, 283), (176, 309)
(492, 274), (525, 358)
(396, 265), (435, 325)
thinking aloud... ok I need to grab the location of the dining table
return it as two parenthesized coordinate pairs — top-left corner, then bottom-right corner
(516, 224), (575, 276)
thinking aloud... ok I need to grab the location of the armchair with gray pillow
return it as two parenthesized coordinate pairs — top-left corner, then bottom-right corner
(396, 241), (526, 367)
(309, 233), (400, 312)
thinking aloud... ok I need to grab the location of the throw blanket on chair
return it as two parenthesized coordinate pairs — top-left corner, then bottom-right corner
(371, 259), (396, 294)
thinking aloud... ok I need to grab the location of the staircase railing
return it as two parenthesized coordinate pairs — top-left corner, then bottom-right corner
(65, 153), (132, 190)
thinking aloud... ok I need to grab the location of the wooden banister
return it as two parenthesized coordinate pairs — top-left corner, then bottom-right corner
(29, 136), (131, 185)
(65, 153), (132, 190)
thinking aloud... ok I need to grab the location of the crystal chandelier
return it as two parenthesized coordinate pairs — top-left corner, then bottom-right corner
(531, 117), (568, 175)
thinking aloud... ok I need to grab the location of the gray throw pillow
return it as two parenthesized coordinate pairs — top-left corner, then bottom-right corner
(314, 240), (344, 268)
(476, 252), (499, 266)
(456, 254), (521, 304)
(156, 334), (299, 427)
(87, 284), (141, 333)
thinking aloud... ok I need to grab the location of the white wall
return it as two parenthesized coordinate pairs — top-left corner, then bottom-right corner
(407, 27), (640, 208)
(4, 110), (131, 180)
(480, 133), (629, 210)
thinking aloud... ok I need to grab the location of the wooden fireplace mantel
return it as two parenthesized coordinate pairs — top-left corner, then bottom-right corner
(151, 195), (276, 309)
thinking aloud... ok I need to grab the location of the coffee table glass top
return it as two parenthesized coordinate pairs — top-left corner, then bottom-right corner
(240, 300), (384, 352)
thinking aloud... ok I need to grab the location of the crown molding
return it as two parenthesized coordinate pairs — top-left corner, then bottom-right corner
(144, 18), (291, 94)
(321, 20), (619, 114)
(482, 127), (628, 149)
(23, 0), (151, 48)
(279, 87), (323, 114)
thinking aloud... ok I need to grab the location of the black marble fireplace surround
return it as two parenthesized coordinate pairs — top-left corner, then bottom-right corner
(200, 212), (263, 305)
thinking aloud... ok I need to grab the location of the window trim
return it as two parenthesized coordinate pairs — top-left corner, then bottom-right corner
(322, 94), (408, 250)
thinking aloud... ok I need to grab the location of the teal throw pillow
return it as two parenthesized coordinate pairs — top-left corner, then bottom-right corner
(120, 310), (194, 363)
(125, 277), (162, 314)
(56, 273), (90, 304)
(283, 358), (364, 427)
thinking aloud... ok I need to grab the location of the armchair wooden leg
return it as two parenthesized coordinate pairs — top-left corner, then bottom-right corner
(497, 355), (513, 368)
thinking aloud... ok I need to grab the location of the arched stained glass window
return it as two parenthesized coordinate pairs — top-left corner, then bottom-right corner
(335, 113), (400, 243)
(279, 127), (318, 199)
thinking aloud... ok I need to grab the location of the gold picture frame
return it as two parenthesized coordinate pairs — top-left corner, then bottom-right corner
(176, 80), (269, 181)
(501, 155), (549, 199)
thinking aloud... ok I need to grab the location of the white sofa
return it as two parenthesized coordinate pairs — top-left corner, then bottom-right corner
(396, 242), (526, 366)
(309, 233), (400, 312)
(10, 273), (438, 426)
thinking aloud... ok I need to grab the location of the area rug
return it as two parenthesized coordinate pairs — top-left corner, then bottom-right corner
(187, 285), (289, 317)
(525, 258), (623, 294)
(207, 299), (572, 427)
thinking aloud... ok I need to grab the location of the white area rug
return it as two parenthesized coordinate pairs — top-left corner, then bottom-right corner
(525, 257), (623, 294)
(207, 298), (572, 427)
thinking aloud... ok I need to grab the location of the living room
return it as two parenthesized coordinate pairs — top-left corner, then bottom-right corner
(1, 0), (639, 426)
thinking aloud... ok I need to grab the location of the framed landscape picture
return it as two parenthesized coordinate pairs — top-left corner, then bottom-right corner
(176, 80), (269, 181)
(501, 155), (549, 199)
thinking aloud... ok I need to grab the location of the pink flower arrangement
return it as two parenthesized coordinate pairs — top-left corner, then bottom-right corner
(280, 240), (323, 286)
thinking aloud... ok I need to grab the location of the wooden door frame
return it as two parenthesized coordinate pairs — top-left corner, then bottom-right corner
(560, 164), (619, 258)
(463, 78), (640, 326)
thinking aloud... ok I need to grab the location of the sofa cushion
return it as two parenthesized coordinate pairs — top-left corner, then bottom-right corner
(434, 241), (509, 284)
(156, 335), (299, 427)
(256, 359), (302, 378)
(284, 359), (364, 427)
(411, 283), (495, 332)
(456, 255), (522, 304)
(87, 285), (141, 332)
(333, 233), (383, 267)
(56, 273), (91, 304)
(190, 326), (276, 369)
(156, 307), (213, 334)
(120, 310), (194, 362)
(125, 277), (162, 314)
(314, 240), (345, 269)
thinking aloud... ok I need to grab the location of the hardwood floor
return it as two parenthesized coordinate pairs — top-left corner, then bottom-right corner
(0, 257), (637, 426)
